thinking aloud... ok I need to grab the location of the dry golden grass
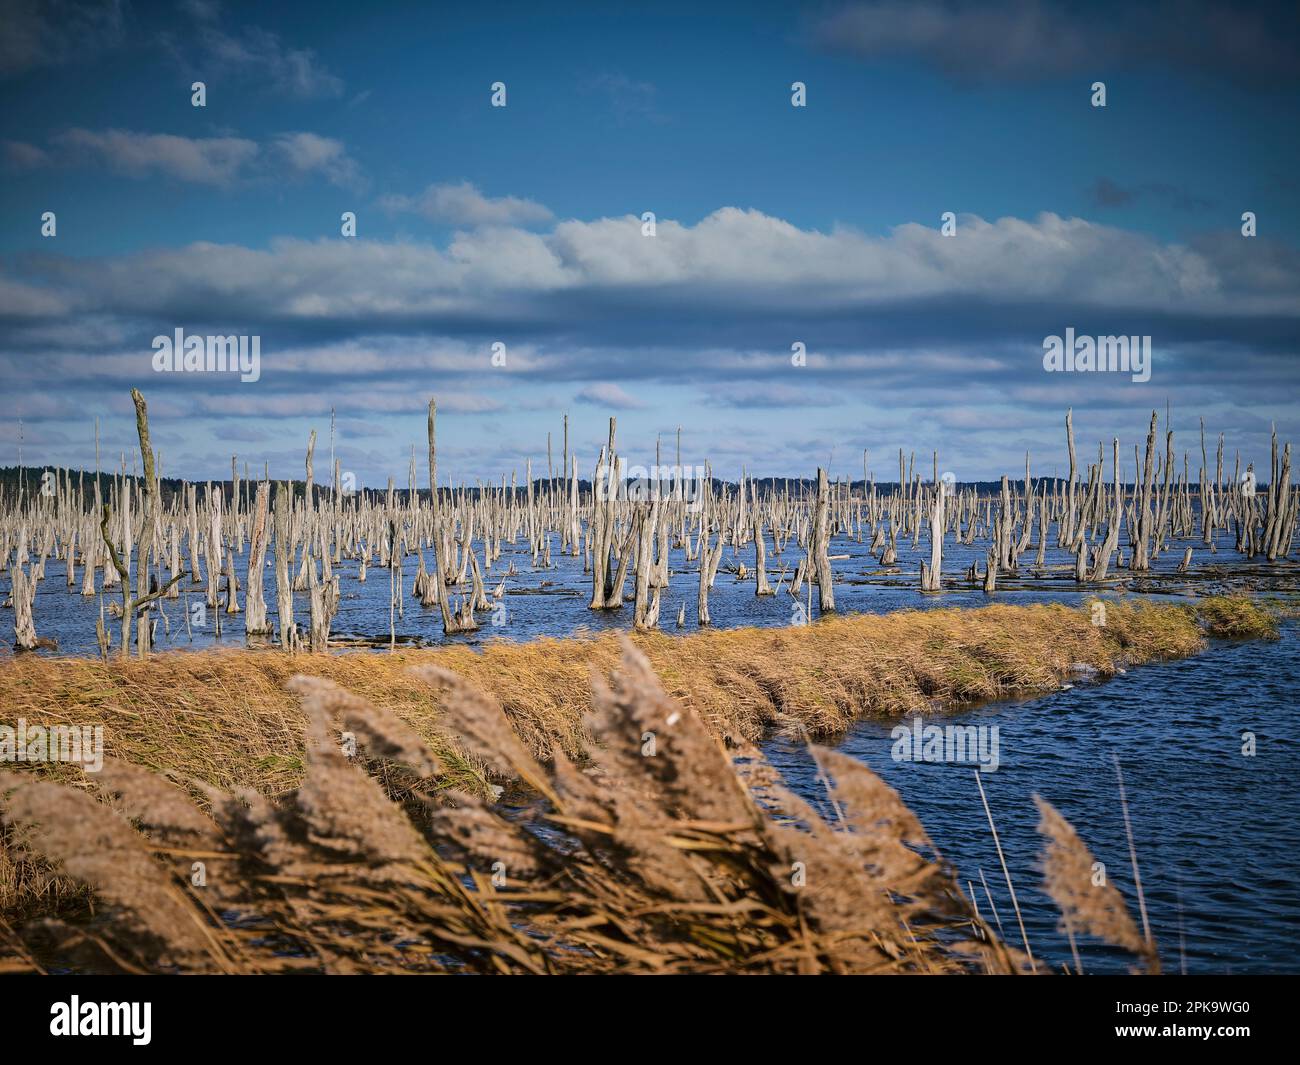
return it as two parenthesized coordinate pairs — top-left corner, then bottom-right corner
(0, 598), (1266, 805)
(0, 597), (1262, 968)
(0, 642), (1038, 974)
(1197, 595), (1282, 639)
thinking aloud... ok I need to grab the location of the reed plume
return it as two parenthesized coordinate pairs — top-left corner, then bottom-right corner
(1034, 794), (1158, 972)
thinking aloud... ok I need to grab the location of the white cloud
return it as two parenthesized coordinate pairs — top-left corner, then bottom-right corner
(2, 139), (50, 169)
(576, 383), (645, 409)
(270, 132), (363, 189)
(379, 181), (553, 227)
(195, 23), (343, 98)
(0, 278), (70, 317)
(23, 128), (361, 188)
(16, 208), (1287, 322)
(52, 128), (259, 186)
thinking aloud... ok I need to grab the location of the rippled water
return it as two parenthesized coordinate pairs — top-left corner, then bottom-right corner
(764, 619), (1300, 975)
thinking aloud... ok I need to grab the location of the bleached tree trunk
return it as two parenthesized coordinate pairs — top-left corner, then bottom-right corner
(274, 483), (295, 649)
(589, 418), (621, 609)
(634, 500), (662, 630)
(1130, 412), (1158, 571)
(1088, 439), (1122, 581)
(223, 547), (240, 614)
(12, 565), (37, 650)
(165, 524), (181, 598)
(206, 502), (222, 607)
(82, 479), (102, 596)
(245, 481), (271, 636)
(697, 479), (715, 626)
(307, 554), (336, 652)
(752, 482), (773, 595)
(133, 390), (156, 656)
(304, 429), (316, 508)
(1060, 408), (1078, 547)
(92, 390), (183, 659)
(920, 480), (944, 592)
(186, 484), (202, 583)
(1264, 433), (1292, 561)
(811, 467), (835, 613)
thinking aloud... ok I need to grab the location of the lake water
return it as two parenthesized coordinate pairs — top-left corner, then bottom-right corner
(765, 619), (1300, 975)
(11, 519), (1297, 656)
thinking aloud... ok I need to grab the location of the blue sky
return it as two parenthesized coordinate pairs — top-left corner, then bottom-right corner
(1, 0), (1298, 486)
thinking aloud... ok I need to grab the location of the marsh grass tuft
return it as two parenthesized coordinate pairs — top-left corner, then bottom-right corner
(1196, 595), (1280, 639)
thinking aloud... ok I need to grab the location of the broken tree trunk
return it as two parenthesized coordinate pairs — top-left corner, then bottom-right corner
(1130, 411), (1159, 571)
(920, 479), (944, 592)
(245, 480), (271, 636)
(633, 501), (662, 630)
(752, 481), (773, 595)
(273, 482), (295, 649)
(1088, 439), (1122, 582)
(11, 565), (38, 650)
(810, 467), (835, 614)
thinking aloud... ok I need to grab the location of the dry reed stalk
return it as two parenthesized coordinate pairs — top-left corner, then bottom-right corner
(0, 778), (235, 972)
(1034, 794), (1157, 972)
(975, 770), (1036, 973)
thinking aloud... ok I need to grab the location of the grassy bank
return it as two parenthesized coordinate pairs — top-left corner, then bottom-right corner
(0, 596), (1279, 947)
(2, 638), (1162, 974)
(0, 597), (1276, 800)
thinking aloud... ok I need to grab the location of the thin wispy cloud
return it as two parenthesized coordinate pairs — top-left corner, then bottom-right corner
(576, 383), (646, 410)
(178, 3), (344, 98)
(10, 128), (361, 188)
(587, 72), (667, 124)
(1088, 177), (1217, 212)
(813, 0), (1300, 86)
(50, 128), (260, 187)
(379, 181), (553, 227)
(0, 0), (124, 78)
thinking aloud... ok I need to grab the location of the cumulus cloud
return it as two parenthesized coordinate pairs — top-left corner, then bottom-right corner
(9, 208), (1293, 325)
(379, 181), (553, 227)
